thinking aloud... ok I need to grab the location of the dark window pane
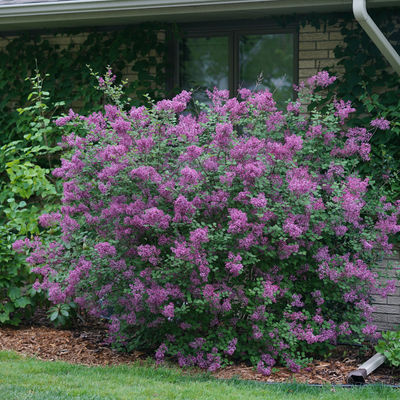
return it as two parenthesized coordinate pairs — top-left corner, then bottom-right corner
(179, 36), (229, 103)
(239, 33), (294, 109)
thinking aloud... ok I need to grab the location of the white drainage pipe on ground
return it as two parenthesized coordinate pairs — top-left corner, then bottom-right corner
(347, 353), (387, 384)
(353, 0), (400, 76)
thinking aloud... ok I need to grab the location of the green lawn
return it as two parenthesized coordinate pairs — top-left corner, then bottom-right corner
(0, 350), (398, 400)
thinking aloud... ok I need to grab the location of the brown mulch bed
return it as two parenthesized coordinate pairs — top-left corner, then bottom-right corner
(1, 309), (399, 386)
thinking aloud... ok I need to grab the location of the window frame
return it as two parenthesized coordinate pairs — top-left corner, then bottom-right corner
(168, 18), (299, 100)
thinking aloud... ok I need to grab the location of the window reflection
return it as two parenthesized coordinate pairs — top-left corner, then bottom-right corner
(239, 34), (293, 108)
(178, 32), (294, 109)
(179, 36), (229, 104)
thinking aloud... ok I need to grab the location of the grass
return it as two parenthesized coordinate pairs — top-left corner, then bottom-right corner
(0, 350), (399, 400)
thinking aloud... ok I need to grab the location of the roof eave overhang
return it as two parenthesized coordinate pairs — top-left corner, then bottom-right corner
(0, 0), (398, 32)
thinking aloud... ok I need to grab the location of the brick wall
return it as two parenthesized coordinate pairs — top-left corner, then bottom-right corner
(298, 22), (348, 81)
(372, 246), (400, 332)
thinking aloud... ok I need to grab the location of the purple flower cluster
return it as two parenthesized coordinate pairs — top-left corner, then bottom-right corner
(371, 117), (390, 130)
(307, 71), (337, 89)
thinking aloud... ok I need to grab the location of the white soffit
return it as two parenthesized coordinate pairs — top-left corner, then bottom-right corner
(0, 0), (398, 31)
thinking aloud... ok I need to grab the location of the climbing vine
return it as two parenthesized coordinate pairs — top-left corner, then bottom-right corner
(0, 22), (180, 145)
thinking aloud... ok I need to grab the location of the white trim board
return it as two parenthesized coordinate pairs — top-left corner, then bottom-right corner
(0, 0), (399, 32)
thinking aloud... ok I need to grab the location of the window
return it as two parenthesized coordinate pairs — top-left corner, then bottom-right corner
(171, 20), (298, 109)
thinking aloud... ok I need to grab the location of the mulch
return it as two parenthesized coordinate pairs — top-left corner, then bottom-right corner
(1, 309), (399, 386)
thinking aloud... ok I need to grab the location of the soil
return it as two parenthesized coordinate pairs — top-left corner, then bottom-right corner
(1, 309), (399, 386)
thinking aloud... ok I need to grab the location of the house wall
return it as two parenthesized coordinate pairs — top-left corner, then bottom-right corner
(372, 245), (400, 332)
(299, 22), (347, 80)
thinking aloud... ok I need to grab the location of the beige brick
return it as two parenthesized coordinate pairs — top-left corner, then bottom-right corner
(299, 25), (322, 33)
(388, 296), (400, 305)
(374, 304), (400, 314)
(46, 36), (84, 45)
(299, 68), (318, 78)
(388, 314), (400, 324)
(125, 73), (139, 79)
(318, 59), (339, 69)
(392, 287), (400, 296)
(71, 100), (84, 108)
(299, 42), (316, 50)
(326, 22), (344, 32)
(386, 252), (400, 260)
(299, 50), (329, 60)
(372, 296), (388, 305)
(375, 322), (396, 332)
(4, 35), (19, 41)
(299, 60), (315, 68)
(329, 31), (346, 41)
(377, 268), (398, 278)
(377, 260), (388, 268)
(55, 45), (77, 52)
(372, 313), (388, 322)
(317, 40), (342, 50)
(300, 32), (330, 42)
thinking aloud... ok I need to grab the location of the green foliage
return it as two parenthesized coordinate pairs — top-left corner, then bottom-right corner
(0, 70), (62, 325)
(0, 69), (62, 234)
(375, 331), (400, 367)
(0, 225), (36, 325)
(48, 301), (80, 328)
(0, 71), (73, 327)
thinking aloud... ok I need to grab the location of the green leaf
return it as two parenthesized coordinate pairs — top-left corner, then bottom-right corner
(14, 296), (31, 308)
(69, 301), (77, 309)
(8, 287), (21, 301)
(4, 302), (15, 313)
(0, 313), (10, 323)
(347, 71), (362, 87)
(355, 52), (367, 67)
(364, 65), (376, 77)
(50, 311), (59, 321)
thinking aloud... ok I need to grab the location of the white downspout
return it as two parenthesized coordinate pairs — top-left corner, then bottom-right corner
(353, 0), (400, 76)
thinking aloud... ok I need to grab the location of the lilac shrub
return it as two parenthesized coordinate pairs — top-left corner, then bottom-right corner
(14, 70), (400, 373)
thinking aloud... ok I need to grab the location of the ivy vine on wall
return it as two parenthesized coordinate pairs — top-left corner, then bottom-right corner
(0, 22), (180, 146)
